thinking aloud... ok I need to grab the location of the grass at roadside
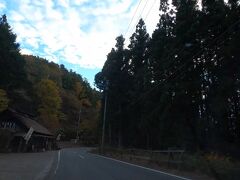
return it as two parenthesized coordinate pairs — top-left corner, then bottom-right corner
(181, 152), (240, 180)
(91, 147), (240, 180)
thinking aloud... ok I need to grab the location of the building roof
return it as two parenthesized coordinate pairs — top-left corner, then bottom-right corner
(16, 114), (53, 136)
(9, 109), (53, 136)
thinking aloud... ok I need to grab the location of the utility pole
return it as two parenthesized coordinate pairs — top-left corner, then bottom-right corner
(101, 81), (108, 153)
(76, 108), (81, 143)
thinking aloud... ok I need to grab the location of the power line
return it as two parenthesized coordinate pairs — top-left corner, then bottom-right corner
(143, 0), (158, 22)
(124, 0), (143, 37)
(127, 0), (150, 38)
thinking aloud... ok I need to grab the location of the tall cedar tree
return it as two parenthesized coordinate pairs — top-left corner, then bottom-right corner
(0, 15), (26, 90)
(95, 0), (240, 154)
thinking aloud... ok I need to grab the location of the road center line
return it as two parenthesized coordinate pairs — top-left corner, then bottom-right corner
(54, 150), (61, 174)
(78, 154), (84, 159)
(92, 154), (190, 180)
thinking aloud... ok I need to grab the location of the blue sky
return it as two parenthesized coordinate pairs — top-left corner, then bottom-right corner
(0, 0), (160, 87)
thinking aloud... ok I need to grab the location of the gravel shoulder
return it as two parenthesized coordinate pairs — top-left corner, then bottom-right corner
(0, 151), (57, 180)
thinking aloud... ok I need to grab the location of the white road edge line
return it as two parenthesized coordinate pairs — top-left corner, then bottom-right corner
(93, 154), (191, 180)
(78, 155), (85, 159)
(54, 150), (61, 174)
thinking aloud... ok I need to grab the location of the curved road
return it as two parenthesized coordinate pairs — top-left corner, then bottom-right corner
(48, 148), (190, 180)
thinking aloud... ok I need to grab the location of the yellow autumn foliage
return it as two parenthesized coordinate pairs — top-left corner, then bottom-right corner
(36, 79), (61, 132)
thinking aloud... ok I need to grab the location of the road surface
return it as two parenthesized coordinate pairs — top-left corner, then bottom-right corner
(49, 148), (190, 180)
(0, 151), (55, 180)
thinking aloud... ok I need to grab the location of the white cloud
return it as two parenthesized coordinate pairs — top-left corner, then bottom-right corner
(25, 38), (39, 49)
(7, 0), (160, 69)
(20, 48), (34, 55)
(0, 1), (6, 10)
(72, 0), (88, 6)
(9, 11), (25, 21)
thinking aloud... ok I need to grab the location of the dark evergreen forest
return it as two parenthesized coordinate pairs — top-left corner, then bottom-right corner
(95, 0), (240, 156)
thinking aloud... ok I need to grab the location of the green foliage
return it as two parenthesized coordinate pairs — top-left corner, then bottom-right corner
(181, 153), (240, 180)
(0, 89), (9, 112)
(94, 72), (105, 91)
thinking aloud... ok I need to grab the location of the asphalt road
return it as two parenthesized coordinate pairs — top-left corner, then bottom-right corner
(49, 148), (190, 180)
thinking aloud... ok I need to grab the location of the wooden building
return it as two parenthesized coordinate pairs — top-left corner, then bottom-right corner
(0, 109), (55, 152)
